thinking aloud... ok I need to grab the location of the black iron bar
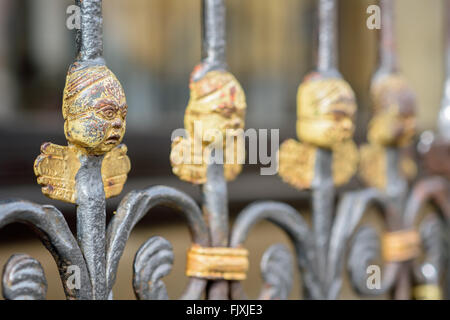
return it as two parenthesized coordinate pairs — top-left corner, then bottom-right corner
(194, 0), (227, 81)
(312, 0), (338, 297)
(376, 0), (397, 77)
(199, 0), (230, 300)
(317, 0), (338, 76)
(75, 0), (104, 63)
(74, 0), (107, 300)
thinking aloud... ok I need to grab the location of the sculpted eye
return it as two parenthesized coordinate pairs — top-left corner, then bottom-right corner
(121, 108), (127, 119)
(98, 106), (117, 120)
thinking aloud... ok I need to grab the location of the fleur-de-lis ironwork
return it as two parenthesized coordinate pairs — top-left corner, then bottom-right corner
(1, 0), (449, 301)
(357, 0), (450, 300)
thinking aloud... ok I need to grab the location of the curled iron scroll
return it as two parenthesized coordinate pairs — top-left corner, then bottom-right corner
(2, 253), (48, 300)
(327, 189), (401, 299)
(0, 200), (92, 300)
(229, 201), (313, 300)
(105, 185), (210, 300)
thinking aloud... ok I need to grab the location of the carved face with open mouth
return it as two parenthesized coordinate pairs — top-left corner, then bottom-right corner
(296, 73), (357, 148)
(63, 63), (127, 155)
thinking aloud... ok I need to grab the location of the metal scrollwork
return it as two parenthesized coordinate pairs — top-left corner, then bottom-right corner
(0, 0), (449, 302)
(106, 186), (209, 300)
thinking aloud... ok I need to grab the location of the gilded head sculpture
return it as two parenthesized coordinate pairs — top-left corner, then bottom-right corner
(296, 73), (357, 148)
(368, 74), (416, 146)
(184, 67), (246, 146)
(62, 62), (127, 155)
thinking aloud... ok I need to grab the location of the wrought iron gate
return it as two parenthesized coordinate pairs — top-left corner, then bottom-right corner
(0, 0), (449, 300)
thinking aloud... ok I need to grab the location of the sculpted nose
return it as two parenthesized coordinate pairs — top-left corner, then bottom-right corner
(112, 118), (122, 129)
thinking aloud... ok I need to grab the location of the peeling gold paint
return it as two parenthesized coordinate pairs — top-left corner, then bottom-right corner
(296, 74), (357, 149)
(278, 139), (359, 190)
(170, 69), (246, 184)
(34, 143), (131, 203)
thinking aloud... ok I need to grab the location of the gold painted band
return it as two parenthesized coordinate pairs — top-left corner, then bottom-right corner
(185, 245), (249, 281)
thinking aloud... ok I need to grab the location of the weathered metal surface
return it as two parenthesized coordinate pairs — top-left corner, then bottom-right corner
(229, 201), (312, 299)
(133, 236), (174, 300)
(317, 0), (338, 77)
(258, 244), (293, 300)
(75, 154), (107, 300)
(2, 254), (47, 300)
(202, 161), (230, 299)
(193, 0), (226, 81)
(75, 0), (103, 63)
(105, 185), (210, 299)
(0, 200), (92, 299)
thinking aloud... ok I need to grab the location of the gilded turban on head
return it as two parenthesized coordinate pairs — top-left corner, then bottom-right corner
(358, 74), (418, 190)
(170, 67), (247, 184)
(296, 74), (357, 149)
(278, 73), (359, 190)
(368, 74), (416, 147)
(184, 69), (246, 141)
(33, 62), (131, 203)
(63, 62), (128, 155)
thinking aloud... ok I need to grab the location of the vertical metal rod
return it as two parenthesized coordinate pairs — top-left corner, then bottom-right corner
(385, 147), (407, 211)
(311, 148), (334, 297)
(438, 0), (450, 140)
(376, 0), (398, 76)
(193, 0), (227, 81)
(202, 161), (229, 300)
(75, 155), (107, 300)
(75, 0), (104, 63)
(376, 2), (411, 300)
(317, 0), (338, 75)
(199, 0), (229, 299)
(385, 148), (409, 299)
(74, 0), (107, 300)
(312, 0), (339, 297)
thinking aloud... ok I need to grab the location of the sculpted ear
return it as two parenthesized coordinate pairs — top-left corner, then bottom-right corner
(64, 120), (71, 140)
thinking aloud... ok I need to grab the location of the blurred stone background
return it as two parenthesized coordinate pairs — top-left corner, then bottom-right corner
(0, 0), (445, 299)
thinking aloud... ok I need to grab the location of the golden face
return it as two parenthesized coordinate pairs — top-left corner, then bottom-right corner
(63, 63), (127, 155)
(296, 74), (357, 148)
(369, 74), (416, 146)
(184, 70), (246, 145)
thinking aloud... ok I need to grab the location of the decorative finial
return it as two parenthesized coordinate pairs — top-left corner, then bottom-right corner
(278, 0), (358, 190)
(170, 0), (246, 184)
